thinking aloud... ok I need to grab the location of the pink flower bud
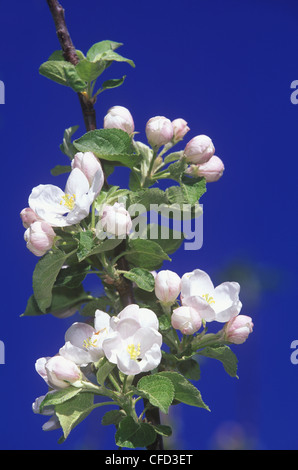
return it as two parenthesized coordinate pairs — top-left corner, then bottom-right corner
(184, 135), (215, 164)
(24, 221), (56, 257)
(104, 106), (135, 135)
(100, 202), (132, 237)
(171, 306), (202, 335)
(45, 356), (82, 389)
(20, 207), (39, 228)
(172, 118), (190, 142)
(71, 152), (103, 187)
(155, 270), (181, 304)
(145, 116), (174, 149)
(224, 315), (253, 344)
(186, 155), (224, 182)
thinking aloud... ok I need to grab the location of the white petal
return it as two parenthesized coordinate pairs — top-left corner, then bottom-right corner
(140, 343), (162, 372)
(65, 168), (89, 197)
(29, 184), (68, 226)
(181, 269), (214, 299)
(94, 310), (111, 332)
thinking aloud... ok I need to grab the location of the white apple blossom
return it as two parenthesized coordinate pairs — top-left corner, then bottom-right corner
(28, 167), (104, 227)
(102, 318), (162, 376)
(180, 269), (242, 323)
(59, 310), (111, 366)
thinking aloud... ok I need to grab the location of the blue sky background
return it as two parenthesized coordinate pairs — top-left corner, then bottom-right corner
(0, 0), (298, 450)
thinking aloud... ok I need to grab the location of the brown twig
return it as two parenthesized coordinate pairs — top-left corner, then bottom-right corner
(46, 0), (162, 449)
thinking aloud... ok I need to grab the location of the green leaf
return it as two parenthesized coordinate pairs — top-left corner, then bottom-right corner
(198, 345), (239, 378)
(55, 392), (95, 440)
(73, 128), (138, 168)
(137, 375), (174, 414)
(75, 230), (95, 262)
(158, 371), (210, 411)
(86, 40), (123, 62)
(100, 50), (135, 68)
(101, 409), (124, 427)
(80, 297), (111, 317)
(123, 268), (155, 292)
(64, 66), (87, 92)
(153, 424), (172, 437)
(76, 235), (123, 262)
(166, 178), (206, 206)
(164, 151), (184, 164)
(96, 357), (116, 386)
(40, 387), (82, 413)
(50, 164), (71, 176)
(115, 416), (156, 449)
(39, 61), (86, 92)
(128, 188), (168, 211)
(60, 125), (79, 160)
(100, 76), (126, 92)
(55, 263), (91, 288)
(125, 238), (171, 271)
(32, 249), (72, 313)
(75, 58), (106, 82)
(21, 285), (91, 317)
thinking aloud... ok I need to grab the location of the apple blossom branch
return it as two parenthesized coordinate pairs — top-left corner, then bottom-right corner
(45, 0), (135, 307)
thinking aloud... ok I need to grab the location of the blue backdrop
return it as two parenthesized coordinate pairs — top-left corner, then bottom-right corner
(1, 0), (298, 450)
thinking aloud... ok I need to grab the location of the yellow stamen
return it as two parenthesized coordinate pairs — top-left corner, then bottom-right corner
(60, 193), (76, 210)
(83, 337), (98, 348)
(127, 343), (141, 361)
(202, 293), (215, 305)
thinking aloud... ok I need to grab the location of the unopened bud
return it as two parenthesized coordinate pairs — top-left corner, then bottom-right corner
(104, 106), (135, 135)
(45, 356), (82, 389)
(224, 315), (253, 344)
(24, 221), (56, 257)
(155, 270), (181, 305)
(99, 202), (132, 237)
(145, 116), (174, 149)
(71, 152), (103, 188)
(184, 135), (215, 164)
(20, 207), (39, 228)
(171, 306), (202, 335)
(186, 155), (224, 182)
(172, 118), (190, 143)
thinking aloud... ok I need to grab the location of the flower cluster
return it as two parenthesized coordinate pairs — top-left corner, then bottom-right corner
(22, 103), (252, 447)
(154, 268), (253, 342)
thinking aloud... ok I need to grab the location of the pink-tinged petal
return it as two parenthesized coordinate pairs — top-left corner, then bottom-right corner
(102, 332), (123, 364)
(117, 352), (141, 376)
(59, 341), (93, 366)
(215, 300), (242, 323)
(182, 295), (216, 322)
(64, 322), (95, 348)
